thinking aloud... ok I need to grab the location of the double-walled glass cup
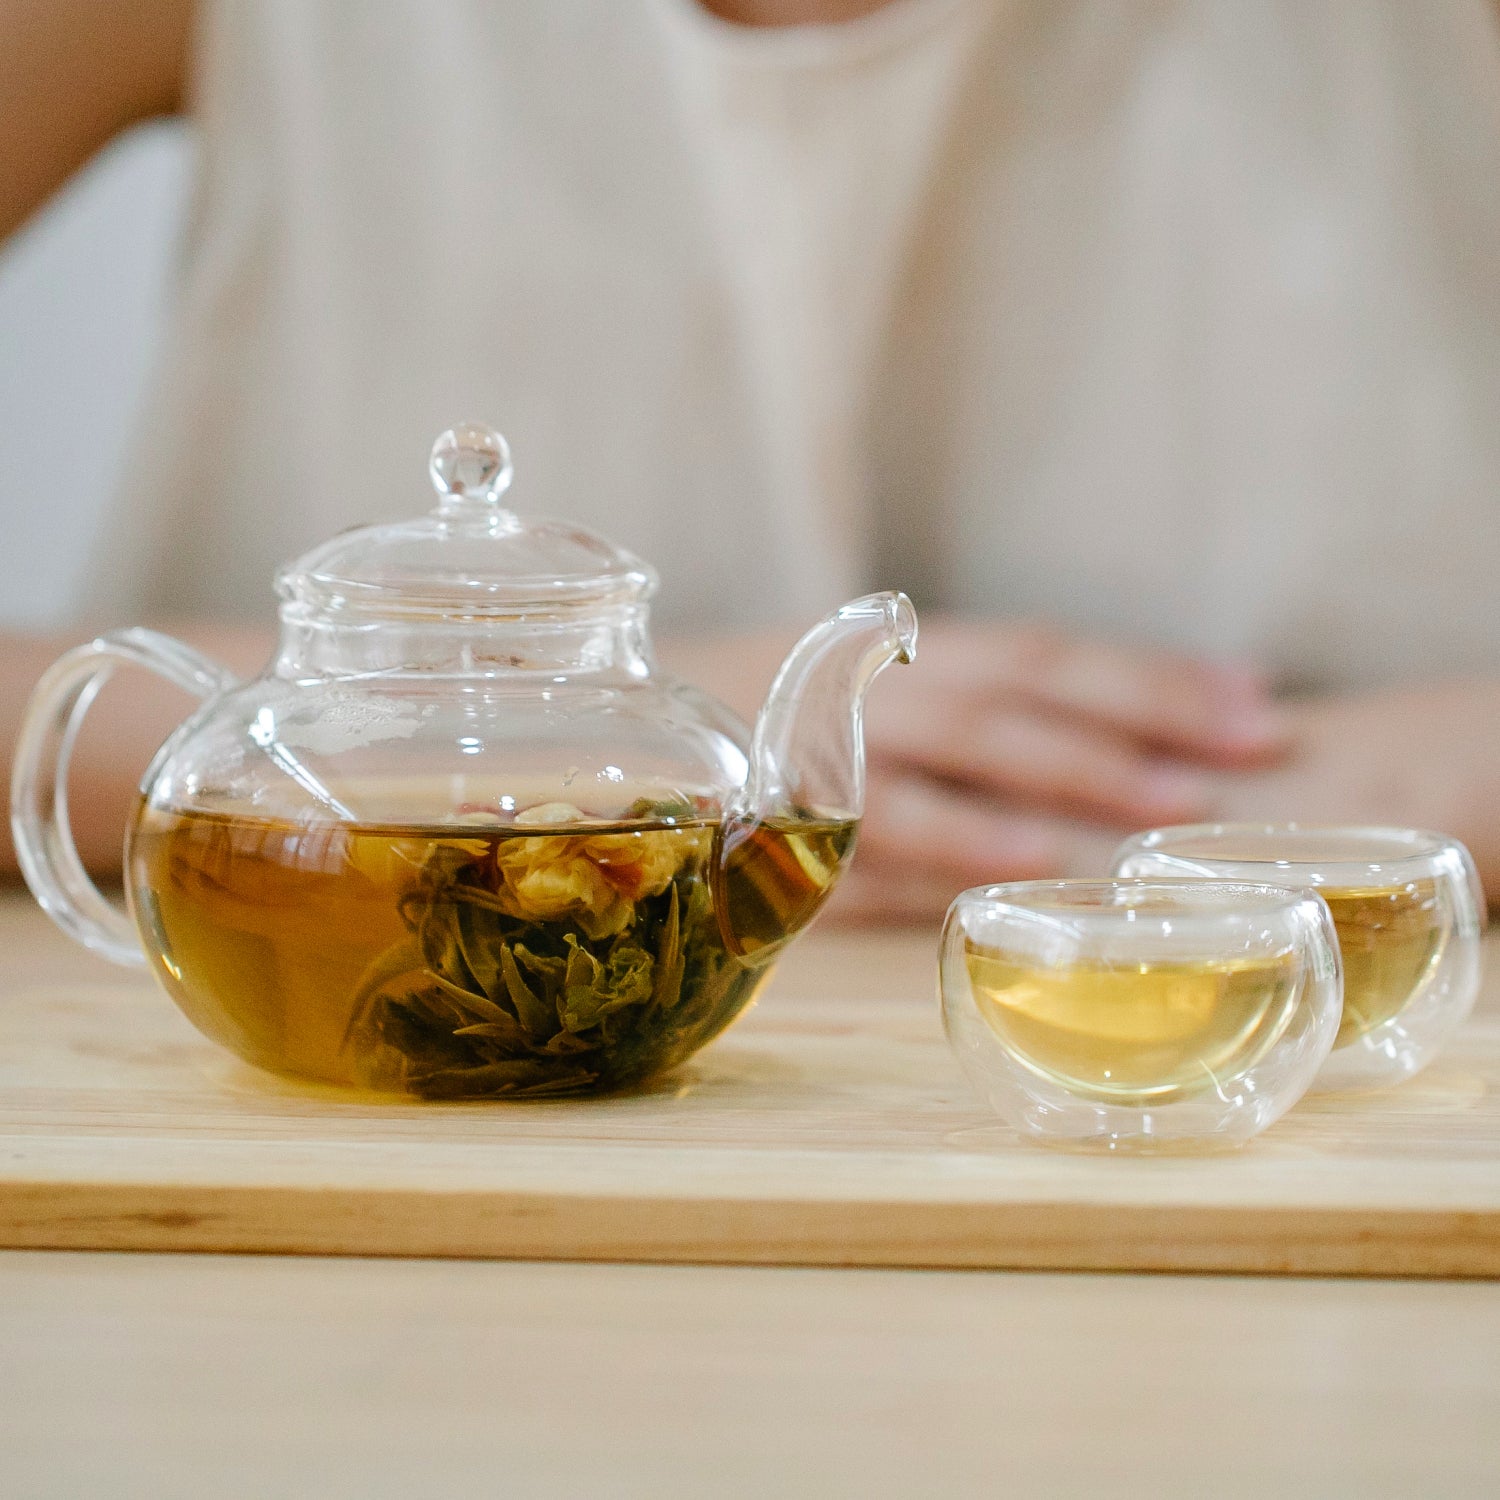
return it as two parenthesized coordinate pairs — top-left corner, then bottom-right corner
(1113, 825), (1484, 1092)
(940, 880), (1341, 1152)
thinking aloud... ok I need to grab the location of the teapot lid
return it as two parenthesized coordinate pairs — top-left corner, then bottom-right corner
(277, 425), (657, 618)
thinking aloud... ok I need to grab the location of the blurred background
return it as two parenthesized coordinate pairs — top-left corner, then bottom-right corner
(0, 122), (191, 629)
(5, 1), (1500, 910)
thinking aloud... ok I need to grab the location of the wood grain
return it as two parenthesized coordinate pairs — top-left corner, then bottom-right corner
(5, 1252), (1499, 1500)
(1, 895), (1496, 1275)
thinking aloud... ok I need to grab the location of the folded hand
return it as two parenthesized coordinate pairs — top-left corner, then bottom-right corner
(664, 618), (1289, 922)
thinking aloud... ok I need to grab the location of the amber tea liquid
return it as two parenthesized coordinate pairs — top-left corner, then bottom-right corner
(1318, 879), (1446, 1047)
(965, 945), (1303, 1103)
(715, 814), (858, 959)
(129, 800), (855, 1098)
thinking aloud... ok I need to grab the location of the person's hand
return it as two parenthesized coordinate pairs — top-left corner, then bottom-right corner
(843, 620), (1290, 918)
(1206, 680), (1500, 895)
(663, 618), (1290, 922)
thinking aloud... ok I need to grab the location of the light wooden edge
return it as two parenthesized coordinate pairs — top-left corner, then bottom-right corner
(3, 1184), (1495, 1277)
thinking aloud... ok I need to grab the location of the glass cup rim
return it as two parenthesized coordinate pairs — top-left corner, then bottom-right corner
(949, 875), (1321, 923)
(1112, 821), (1460, 885)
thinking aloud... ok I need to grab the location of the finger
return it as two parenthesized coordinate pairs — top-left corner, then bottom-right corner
(872, 698), (1214, 825)
(942, 624), (1289, 766)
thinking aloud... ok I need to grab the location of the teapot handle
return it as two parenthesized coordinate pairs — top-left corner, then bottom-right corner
(10, 628), (237, 967)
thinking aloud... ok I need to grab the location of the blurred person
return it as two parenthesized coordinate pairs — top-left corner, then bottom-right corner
(3, 0), (1500, 917)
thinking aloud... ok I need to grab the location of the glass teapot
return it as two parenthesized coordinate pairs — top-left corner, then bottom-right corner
(11, 425), (916, 1099)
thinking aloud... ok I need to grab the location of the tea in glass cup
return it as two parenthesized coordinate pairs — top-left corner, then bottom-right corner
(939, 880), (1341, 1151)
(1112, 825), (1484, 1091)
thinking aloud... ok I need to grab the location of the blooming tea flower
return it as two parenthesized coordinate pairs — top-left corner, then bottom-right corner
(490, 803), (706, 937)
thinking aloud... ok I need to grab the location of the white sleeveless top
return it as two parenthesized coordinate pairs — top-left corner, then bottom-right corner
(98, 0), (1500, 689)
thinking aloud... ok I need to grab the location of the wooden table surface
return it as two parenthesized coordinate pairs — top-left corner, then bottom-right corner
(2, 895), (1498, 1497)
(7, 899), (1500, 1275)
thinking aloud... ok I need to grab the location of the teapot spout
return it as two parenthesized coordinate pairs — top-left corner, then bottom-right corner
(715, 593), (916, 961)
(741, 591), (917, 827)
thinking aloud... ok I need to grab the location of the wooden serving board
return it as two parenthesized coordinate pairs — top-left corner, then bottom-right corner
(1, 896), (1497, 1276)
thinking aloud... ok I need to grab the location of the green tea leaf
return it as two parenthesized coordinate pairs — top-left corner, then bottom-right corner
(543, 1030), (596, 1056)
(500, 943), (557, 1038)
(411, 1058), (588, 1099)
(454, 903), (507, 1001)
(453, 1019), (525, 1043)
(514, 942), (567, 994)
(651, 883), (685, 1011)
(343, 937), (428, 1050)
(559, 934), (655, 1032)
(349, 822), (763, 1097)
(564, 937), (602, 991)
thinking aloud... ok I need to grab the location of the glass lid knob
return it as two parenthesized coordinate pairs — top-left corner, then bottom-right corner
(429, 423), (514, 511)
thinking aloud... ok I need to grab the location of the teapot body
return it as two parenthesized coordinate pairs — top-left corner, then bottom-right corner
(13, 426), (910, 1099)
(120, 657), (798, 1098)
(131, 651), (755, 841)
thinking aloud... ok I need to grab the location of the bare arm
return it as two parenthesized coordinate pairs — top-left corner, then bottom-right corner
(0, 0), (192, 240)
(0, 0), (197, 872)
